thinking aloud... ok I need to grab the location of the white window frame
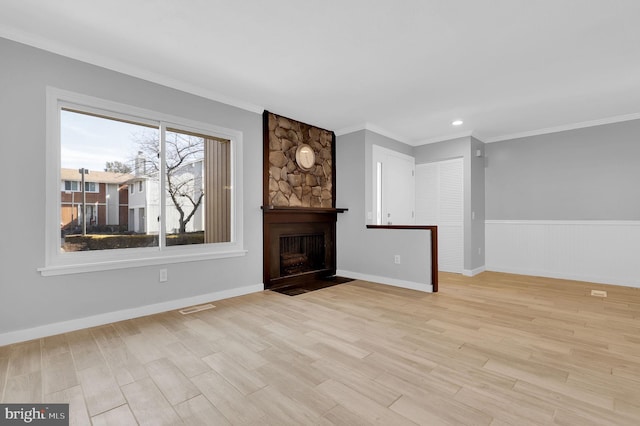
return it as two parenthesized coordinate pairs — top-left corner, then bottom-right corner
(63, 181), (80, 192)
(85, 182), (98, 193)
(39, 87), (246, 276)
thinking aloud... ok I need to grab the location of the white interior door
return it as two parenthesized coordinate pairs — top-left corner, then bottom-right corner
(372, 145), (415, 225)
(415, 158), (464, 273)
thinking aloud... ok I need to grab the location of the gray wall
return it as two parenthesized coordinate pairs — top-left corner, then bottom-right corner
(469, 136), (486, 270)
(363, 130), (414, 224)
(485, 120), (640, 220)
(0, 38), (263, 336)
(414, 136), (486, 271)
(336, 131), (433, 287)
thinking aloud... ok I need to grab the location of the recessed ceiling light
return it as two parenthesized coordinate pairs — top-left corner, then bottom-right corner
(451, 120), (463, 126)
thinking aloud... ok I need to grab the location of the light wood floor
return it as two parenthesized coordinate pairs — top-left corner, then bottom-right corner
(1, 271), (639, 425)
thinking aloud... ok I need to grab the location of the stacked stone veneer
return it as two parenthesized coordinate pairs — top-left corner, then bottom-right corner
(267, 113), (333, 208)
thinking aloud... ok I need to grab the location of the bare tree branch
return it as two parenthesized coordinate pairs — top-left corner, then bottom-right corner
(134, 130), (205, 234)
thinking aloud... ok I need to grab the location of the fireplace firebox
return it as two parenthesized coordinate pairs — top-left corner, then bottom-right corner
(280, 233), (325, 276)
(262, 207), (344, 290)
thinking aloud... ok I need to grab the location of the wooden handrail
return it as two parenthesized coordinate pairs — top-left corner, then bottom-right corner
(366, 225), (438, 292)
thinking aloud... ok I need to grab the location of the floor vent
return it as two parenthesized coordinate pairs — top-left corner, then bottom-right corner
(590, 290), (607, 298)
(179, 304), (215, 315)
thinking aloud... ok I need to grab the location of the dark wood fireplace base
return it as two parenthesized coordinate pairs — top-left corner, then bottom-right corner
(262, 206), (347, 290)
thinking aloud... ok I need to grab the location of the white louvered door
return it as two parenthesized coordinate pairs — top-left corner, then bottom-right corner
(415, 158), (464, 273)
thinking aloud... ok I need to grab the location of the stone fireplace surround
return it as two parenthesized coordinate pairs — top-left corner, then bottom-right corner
(262, 111), (346, 290)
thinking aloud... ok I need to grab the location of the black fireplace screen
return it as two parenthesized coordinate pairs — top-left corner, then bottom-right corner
(280, 233), (325, 276)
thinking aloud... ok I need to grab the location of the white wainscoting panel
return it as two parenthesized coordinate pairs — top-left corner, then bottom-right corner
(486, 220), (640, 288)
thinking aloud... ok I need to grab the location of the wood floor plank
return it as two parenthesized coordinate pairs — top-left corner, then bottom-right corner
(305, 330), (371, 359)
(77, 364), (126, 416)
(121, 377), (183, 426)
(183, 317), (228, 341)
(42, 350), (78, 395)
(122, 333), (167, 365)
(91, 404), (138, 426)
(97, 344), (148, 387)
(390, 393), (493, 426)
(163, 341), (211, 378)
(210, 337), (269, 370)
(316, 379), (416, 426)
(7, 340), (41, 377)
(453, 385), (555, 425)
(1, 271), (639, 424)
(190, 370), (265, 424)
(320, 403), (374, 426)
(258, 345), (325, 386)
(68, 329), (106, 371)
(201, 352), (266, 396)
(513, 380), (635, 424)
(311, 357), (401, 407)
(3, 372), (41, 403)
(145, 358), (200, 405)
(42, 334), (71, 358)
(246, 385), (320, 425)
(0, 356), (8, 401)
(174, 394), (231, 426)
(45, 384), (92, 426)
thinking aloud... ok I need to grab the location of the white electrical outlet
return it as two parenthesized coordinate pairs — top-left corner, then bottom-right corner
(159, 268), (168, 282)
(394, 255), (401, 264)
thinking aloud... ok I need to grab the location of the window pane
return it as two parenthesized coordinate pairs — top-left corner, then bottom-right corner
(60, 109), (159, 251)
(164, 129), (231, 246)
(85, 182), (98, 192)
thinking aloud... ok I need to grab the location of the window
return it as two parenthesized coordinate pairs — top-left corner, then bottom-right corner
(62, 180), (98, 193)
(64, 181), (80, 191)
(85, 182), (98, 193)
(41, 88), (245, 276)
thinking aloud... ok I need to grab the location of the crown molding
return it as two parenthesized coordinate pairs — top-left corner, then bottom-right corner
(334, 123), (367, 137)
(335, 122), (412, 145)
(413, 130), (474, 146)
(0, 27), (264, 114)
(364, 123), (413, 144)
(483, 112), (640, 143)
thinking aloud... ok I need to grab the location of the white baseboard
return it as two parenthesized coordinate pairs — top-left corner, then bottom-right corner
(463, 266), (486, 277)
(337, 270), (433, 293)
(0, 283), (264, 346)
(486, 266), (640, 289)
(486, 220), (640, 288)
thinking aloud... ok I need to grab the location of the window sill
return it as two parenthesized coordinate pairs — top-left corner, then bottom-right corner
(38, 248), (248, 276)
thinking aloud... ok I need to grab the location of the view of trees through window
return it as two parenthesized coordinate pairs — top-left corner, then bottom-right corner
(60, 108), (231, 252)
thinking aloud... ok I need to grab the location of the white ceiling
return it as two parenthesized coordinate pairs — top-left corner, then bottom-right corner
(2, 0), (640, 145)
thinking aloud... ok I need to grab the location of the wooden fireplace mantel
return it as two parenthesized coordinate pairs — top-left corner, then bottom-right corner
(261, 206), (348, 214)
